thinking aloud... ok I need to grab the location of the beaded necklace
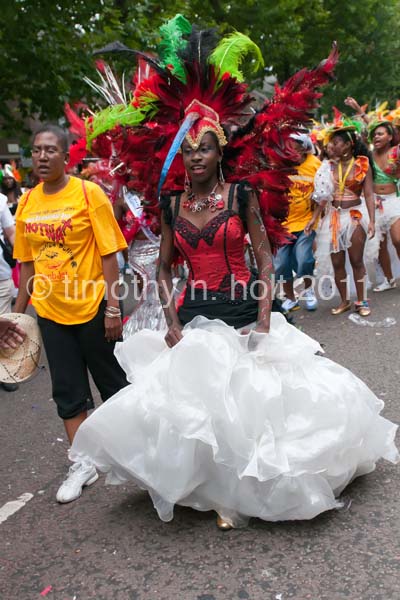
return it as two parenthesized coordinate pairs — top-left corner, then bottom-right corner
(183, 183), (224, 213)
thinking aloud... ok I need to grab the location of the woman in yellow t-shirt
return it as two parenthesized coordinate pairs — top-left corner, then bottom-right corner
(14, 125), (128, 504)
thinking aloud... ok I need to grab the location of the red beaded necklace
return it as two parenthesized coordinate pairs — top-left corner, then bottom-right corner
(183, 183), (225, 213)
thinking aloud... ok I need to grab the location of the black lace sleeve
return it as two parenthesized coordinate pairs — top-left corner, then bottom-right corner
(236, 182), (251, 229)
(159, 195), (173, 226)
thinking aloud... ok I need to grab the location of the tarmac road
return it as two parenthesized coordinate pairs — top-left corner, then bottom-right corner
(0, 287), (399, 600)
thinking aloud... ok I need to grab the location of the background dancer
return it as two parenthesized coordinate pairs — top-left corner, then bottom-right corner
(310, 124), (376, 315)
(343, 97), (400, 290)
(369, 120), (400, 291)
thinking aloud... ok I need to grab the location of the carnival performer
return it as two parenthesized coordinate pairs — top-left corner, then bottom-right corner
(308, 124), (376, 316)
(274, 133), (321, 312)
(369, 120), (400, 291)
(13, 124), (129, 503)
(344, 97), (400, 291)
(70, 17), (397, 529)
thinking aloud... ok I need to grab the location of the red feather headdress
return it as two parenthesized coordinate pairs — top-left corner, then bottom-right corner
(83, 15), (338, 249)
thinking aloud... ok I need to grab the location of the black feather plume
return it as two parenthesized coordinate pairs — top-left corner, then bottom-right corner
(93, 41), (136, 55)
(178, 26), (219, 80)
(94, 42), (175, 82)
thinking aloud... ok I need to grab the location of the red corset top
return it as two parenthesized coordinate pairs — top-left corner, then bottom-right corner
(174, 208), (251, 297)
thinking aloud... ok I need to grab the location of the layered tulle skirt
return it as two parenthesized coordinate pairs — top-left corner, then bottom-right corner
(70, 313), (398, 526)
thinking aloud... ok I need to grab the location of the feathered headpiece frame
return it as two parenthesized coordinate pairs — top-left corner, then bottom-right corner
(87, 15), (264, 196)
(85, 15), (338, 249)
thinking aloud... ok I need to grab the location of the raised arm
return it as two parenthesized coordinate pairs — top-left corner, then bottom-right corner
(157, 211), (183, 347)
(246, 192), (274, 333)
(344, 97), (370, 125)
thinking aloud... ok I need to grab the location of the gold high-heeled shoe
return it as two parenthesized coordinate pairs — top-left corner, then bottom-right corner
(331, 303), (351, 315)
(216, 515), (234, 531)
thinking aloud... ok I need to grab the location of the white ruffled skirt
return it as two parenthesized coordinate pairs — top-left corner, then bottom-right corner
(70, 314), (398, 527)
(375, 192), (400, 235)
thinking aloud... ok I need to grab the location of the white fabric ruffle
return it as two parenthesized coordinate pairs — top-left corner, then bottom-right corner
(315, 201), (379, 278)
(312, 159), (334, 204)
(375, 192), (400, 235)
(70, 314), (398, 527)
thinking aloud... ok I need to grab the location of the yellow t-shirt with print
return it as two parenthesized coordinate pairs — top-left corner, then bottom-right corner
(14, 176), (127, 325)
(284, 153), (321, 233)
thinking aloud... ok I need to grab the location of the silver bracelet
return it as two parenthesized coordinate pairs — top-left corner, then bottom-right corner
(105, 305), (121, 313)
(105, 310), (121, 318)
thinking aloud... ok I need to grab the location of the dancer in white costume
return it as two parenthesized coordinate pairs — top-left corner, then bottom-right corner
(71, 159), (399, 528)
(368, 120), (400, 291)
(308, 125), (378, 316)
(341, 99), (400, 289)
(70, 19), (398, 528)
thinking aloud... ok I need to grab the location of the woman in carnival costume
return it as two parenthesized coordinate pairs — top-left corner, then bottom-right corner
(343, 97), (400, 291)
(70, 16), (398, 528)
(368, 119), (400, 291)
(307, 118), (377, 316)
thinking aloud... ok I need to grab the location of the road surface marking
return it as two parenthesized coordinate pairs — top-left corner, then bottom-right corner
(0, 493), (34, 525)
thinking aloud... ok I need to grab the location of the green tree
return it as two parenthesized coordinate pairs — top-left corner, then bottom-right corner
(2, 0), (400, 137)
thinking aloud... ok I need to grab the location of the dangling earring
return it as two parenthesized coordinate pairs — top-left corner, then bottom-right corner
(218, 162), (225, 185)
(184, 170), (191, 193)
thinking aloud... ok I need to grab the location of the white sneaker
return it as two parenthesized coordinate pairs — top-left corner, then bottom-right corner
(281, 298), (300, 312)
(303, 288), (318, 311)
(373, 278), (396, 292)
(56, 461), (98, 503)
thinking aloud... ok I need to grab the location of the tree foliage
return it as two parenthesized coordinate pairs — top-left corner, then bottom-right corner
(2, 0), (400, 137)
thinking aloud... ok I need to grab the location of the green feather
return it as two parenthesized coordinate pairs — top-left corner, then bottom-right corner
(86, 94), (158, 146)
(208, 32), (264, 83)
(158, 14), (192, 83)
